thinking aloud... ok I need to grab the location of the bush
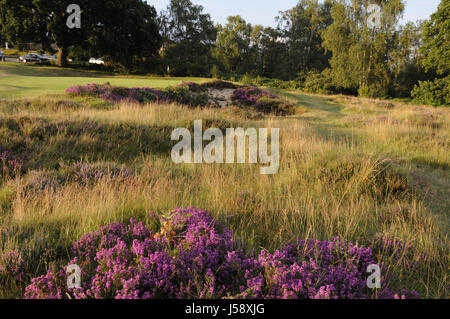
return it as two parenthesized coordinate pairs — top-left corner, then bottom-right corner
(231, 87), (278, 106)
(231, 86), (295, 116)
(358, 84), (389, 99)
(304, 69), (336, 94)
(0, 149), (26, 180)
(66, 84), (211, 107)
(411, 76), (450, 106)
(200, 80), (237, 89)
(24, 208), (418, 299)
(134, 89), (158, 103)
(255, 97), (296, 116)
(177, 82), (206, 93)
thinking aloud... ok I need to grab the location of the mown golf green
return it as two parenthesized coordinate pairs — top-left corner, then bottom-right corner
(0, 63), (208, 98)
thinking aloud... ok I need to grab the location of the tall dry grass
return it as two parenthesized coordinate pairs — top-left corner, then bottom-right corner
(0, 93), (448, 298)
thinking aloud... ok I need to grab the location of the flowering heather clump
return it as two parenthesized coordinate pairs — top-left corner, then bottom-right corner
(21, 170), (60, 194)
(231, 87), (295, 115)
(66, 83), (161, 104)
(0, 149), (26, 179)
(66, 83), (210, 107)
(371, 233), (427, 270)
(59, 161), (135, 186)
(232, 86), (279, 106)
(24, 208), (418, 299)
(0, 250), (26, 283)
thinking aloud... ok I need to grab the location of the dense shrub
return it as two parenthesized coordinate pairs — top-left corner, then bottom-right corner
(411, 76), (450, 106)
(232, 87), (278, 106)
(59, 162), (135, 186)
(0, 148), (26, 180)
(232, 87), (295, 115)
(20, 171), (60, 194)
(66, 83), (211, 107)
(200, 80), (237, 89)
(255, 97), (296, 116)
(177, 82), (206, 93)
(304, 69), (337, 94)
(24, 208), (417, 299)
(358, 84), (389, 99)
(0, 250), (26, 284)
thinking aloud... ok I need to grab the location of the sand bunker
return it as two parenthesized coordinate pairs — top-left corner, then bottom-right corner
(207, 88), (235, 107)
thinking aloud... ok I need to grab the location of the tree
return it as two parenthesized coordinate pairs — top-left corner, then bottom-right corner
(159, 0), (217, 76)
(212, 16), (256, 76)
(323, 0), (405, 97)
(0, 0), (161, 70)
(83, 0), (161, 72)
(420, 0), (449, 76)
(250, 26), (286, 78)
(388, 21), (430, 97)
(0, 0), (48, 50)
(411, 0), (450, 106)
(277, 0), (333, 80)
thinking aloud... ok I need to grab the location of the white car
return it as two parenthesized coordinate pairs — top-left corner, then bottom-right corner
(42, 54), (57, 60)
(89, 58), (104, 65)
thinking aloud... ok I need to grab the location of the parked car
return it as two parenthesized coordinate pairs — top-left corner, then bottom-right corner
(0, 50), (5, 62)
(17, 53), (49, 64)
(42, 54), (57, 60)
(89, 58), (105, 65)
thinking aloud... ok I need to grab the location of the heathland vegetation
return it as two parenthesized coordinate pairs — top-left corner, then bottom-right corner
(0, 62), (448, 298)
(0, 0), (448, 300)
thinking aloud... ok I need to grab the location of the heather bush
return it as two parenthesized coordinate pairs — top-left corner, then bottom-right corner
(232, 87), (296, 115)
(232, 87), (278, 106)
(59, 162), (135, 186)
(177, 82), (206, 93)
(24, 208), (417, 299)
(66, 83), (212, 107)
(20, 170), (60, 194)
(0, 149), (26, 180)
(255, 97), (296, 116)
(200, 80), (237, 89)
(0, 250), (26, 284)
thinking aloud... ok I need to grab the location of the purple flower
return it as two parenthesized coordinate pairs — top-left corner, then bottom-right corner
(24, 208), (419, 300)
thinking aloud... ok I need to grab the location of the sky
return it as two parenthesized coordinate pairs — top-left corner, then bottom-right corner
(148, 0), (441, 27)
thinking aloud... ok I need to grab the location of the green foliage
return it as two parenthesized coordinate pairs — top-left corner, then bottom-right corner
(160, 86), (210, 107)
(0, 0), (162, 69)
(323, 0), (405, 97)
(420, 0), (450, 76)
(303, 69), (336, 94)
(213, 16), (256, 75)
(276, 0), (333, 79)
(159, 0), (217, 77)
(135, 90), (158, 104)
(411, 76), (450, 106)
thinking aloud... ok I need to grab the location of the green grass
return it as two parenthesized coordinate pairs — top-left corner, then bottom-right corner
(0, 64), (449, 299)
(0, 63), (208, 98)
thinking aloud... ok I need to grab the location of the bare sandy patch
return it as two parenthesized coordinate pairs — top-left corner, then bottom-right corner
(207, 88), (234, 107)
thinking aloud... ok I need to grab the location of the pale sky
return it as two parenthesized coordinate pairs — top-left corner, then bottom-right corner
(148, 0), (441, 26)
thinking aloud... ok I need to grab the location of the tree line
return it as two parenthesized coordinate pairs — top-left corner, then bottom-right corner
(0, 0), (448, 105)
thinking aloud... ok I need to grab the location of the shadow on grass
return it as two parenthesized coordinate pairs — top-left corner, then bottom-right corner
(0, 117), (177, 169)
